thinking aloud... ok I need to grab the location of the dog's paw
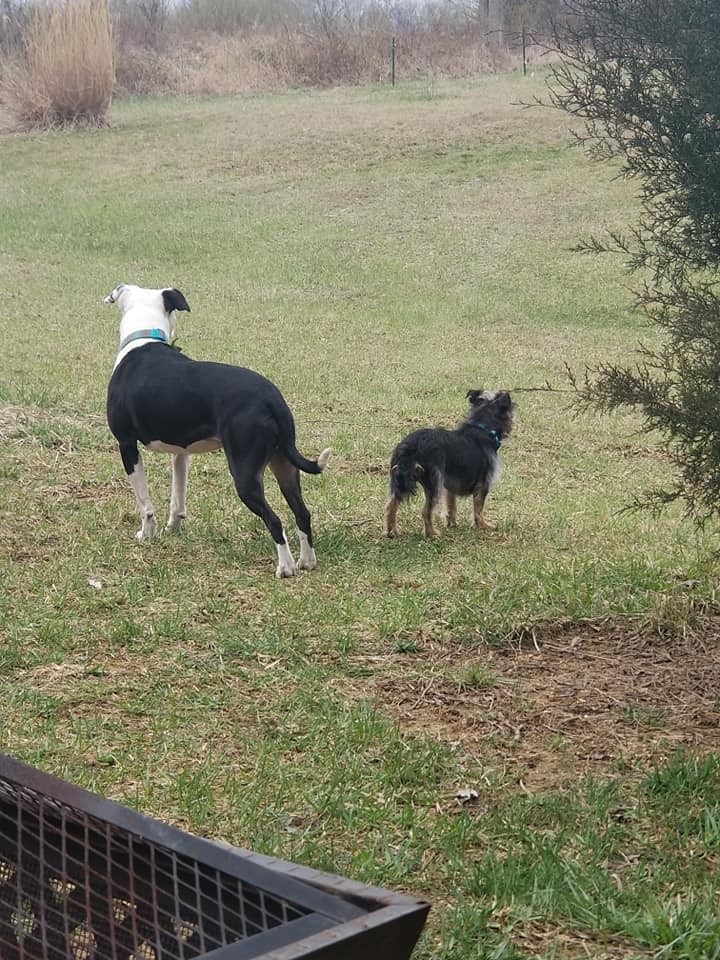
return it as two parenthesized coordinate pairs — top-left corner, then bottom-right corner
(135, 514), (157, 541)
(276, 559), (297, 579)
(297, 552), (317, 572)
(476, 517), (496, 531)
(165, 514), (185, 533)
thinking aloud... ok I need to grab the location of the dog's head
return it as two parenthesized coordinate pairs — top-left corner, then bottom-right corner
(464, 389), (514, 438)
(104, 284), (190, 338)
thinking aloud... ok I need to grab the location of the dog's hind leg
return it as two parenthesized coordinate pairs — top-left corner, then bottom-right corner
(166, 452), (190, 532)
(119, 441), (157, 541)
(473, 486), (495, 530)
(420, 470), (443, 539)
(444, 490), (458, 528)
(270, 454), (317, 571)
(226, 448), (295, 578)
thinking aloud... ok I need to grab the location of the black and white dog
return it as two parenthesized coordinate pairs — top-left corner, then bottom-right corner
(105, 284), (331, 578)
(384, 389), (514, 539)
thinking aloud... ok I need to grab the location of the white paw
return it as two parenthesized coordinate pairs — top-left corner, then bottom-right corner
(136, 515), (157, 541)
(165, 514), (185, 533)
(276, 559), (296, 578)
(297, 551), (317, 571)
(296, 531), (316, 571)
(276, 535), (295, 578)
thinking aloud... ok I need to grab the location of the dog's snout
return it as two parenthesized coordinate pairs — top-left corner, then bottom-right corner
(105, 283), (127, 305)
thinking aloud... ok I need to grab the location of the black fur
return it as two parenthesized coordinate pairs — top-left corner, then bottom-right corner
(161, 288), (191, 315)
(384, 390), (514, 538)
(107, 344), (327, 551)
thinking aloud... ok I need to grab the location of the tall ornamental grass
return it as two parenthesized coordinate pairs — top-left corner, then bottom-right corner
(0, 0), (114, 129)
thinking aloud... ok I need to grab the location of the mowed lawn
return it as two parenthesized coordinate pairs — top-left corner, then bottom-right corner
(1, 75), (719, 958)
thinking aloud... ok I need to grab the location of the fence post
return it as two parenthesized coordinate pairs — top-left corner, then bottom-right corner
(521, 24), (527, 76)
(391, 36), (396, 87)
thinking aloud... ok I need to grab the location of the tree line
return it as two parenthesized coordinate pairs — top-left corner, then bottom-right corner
(1, 0), (568, 53)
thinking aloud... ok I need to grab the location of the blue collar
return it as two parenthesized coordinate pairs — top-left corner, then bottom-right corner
(469, 422), (502, 450)
(119, 328), (169, 351)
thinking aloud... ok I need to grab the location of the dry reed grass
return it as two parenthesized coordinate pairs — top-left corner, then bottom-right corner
(113, 27), (514, 97)
(0, 0), (114, 129)
(114, 33), (280, 96)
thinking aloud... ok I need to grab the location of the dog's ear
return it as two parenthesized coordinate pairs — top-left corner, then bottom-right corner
(466, 389), (484, 405)
(162, 288), (191, 314)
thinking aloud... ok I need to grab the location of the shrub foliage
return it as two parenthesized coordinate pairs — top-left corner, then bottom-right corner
(550, 0), (720, 520)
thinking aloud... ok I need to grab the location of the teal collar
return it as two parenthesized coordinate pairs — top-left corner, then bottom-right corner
(469, 422), (501, 451)
(119, 328), (169, 351)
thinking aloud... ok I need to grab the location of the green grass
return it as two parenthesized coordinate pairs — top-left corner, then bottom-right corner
(1, 72), (719, 958)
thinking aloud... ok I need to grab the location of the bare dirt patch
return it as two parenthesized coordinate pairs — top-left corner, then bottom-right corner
(353, 617), (720, 789)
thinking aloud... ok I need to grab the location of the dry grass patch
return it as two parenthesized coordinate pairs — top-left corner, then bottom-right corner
(0, 405), (27, 441)
(509, 917), (656, 960)
(348, 616), (720, 792)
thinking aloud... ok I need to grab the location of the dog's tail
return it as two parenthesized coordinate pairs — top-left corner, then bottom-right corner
(388, 443), (423, 502)
(284, 444), (332, 475)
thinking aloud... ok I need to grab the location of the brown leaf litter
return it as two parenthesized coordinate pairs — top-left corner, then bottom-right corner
(344, 616), (720, 790)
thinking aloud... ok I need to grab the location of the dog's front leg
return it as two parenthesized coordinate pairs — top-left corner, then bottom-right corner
(167, 452), (190, 532)
(120, 442), (157, 541)
(422, 491), (440, 539)
(444, 490), (458, 528)
(383, 495), (400, 537)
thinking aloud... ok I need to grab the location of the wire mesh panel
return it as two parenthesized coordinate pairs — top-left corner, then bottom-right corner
(0, 757), (429, 960)
(0, 783), (309, 959)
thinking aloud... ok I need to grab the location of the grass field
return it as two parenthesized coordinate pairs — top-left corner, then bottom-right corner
(1, 73), (720, 958)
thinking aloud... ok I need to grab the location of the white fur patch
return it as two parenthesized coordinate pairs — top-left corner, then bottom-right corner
(488, 451), (503, 488)
(276, 531), (296, 578)
(317, 447), (332, 472)
(129, 460), (157, 541)
(166, 452), (190, 531)
(107, 284), (176, 370)
(297, 530), (317, 571)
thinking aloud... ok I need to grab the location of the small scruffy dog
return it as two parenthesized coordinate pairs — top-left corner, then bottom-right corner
(384, 389), (514, 539)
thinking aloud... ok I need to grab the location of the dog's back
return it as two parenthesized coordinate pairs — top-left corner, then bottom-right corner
(107, 343), (293, 451)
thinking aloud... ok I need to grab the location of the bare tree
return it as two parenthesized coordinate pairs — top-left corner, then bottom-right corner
(138, 0), (169, 35)
(448, 0), (505, 42)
